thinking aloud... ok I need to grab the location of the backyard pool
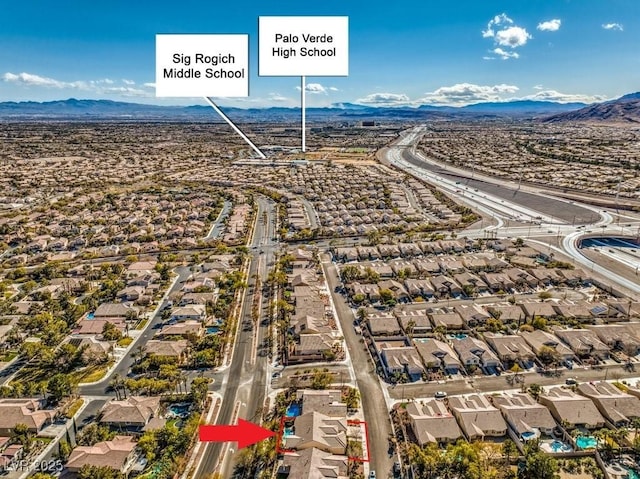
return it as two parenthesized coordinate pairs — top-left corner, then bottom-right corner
(168, 403), (191, 419)
(283, 427), (294, 437)
(576, 436), (597, 449)
(286, 404), (301, 417)
(550, 440), (572, 453)
(206, 326), (220, 334)
(521, 431), (537, 441)
(87, 312), (95, 319)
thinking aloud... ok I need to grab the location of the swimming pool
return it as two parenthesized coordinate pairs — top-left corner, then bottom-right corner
(283, 427), (294, 437)
(168, 403), (191, 418)
(206, 326), (219, 334)
(576, 436), (597, 449)
(521, 431), (536, 440)
(286, 404), (301, 417)
(87, 312), (95, 319)
(550, 440), (572, 453)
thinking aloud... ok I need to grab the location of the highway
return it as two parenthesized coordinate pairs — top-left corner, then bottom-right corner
(194, 196), (278, 478)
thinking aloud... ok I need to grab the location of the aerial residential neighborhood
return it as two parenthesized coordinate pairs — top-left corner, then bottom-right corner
(2, 2), (640, 479)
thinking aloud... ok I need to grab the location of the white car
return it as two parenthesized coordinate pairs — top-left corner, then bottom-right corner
(434, 391), (447, 399)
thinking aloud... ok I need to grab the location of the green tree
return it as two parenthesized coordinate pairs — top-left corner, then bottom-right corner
(102, 321), (123, 341)
(47, 373), (73, 402)
(77, 465), (124, 479)
(519, 443), (559, 479)
(76, 423), (115, 446)
(344, 387), (360, 410)
(10, 423), (34, 452)
(311, 370), (333, 389)
(528, 383), (544, 401)
(502, 438), (518, 464)
(190, 377), (211, 410)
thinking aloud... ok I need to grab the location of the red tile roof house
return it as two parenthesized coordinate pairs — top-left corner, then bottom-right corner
(0, 399), (57, 436)
(65, 435), (138, 474)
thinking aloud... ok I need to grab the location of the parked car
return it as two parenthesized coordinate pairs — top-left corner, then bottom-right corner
(434, 391), (448, 399)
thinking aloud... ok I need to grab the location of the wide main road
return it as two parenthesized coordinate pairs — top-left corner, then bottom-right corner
(387, 127), (602, 225)
(195, 196), (278, 478)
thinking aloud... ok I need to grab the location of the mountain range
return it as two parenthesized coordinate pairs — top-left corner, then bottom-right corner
(544, 92), (640, 123)
(0, 93), (637, 122)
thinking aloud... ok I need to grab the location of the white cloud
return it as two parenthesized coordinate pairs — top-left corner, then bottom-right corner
(519, 89), (606, 104)
(329, 86), (339, 91)
(420, 83), (519, 106)
(493, 48), (519, 60)
(602, 23), (623, 31)
(143, 82), (156, 88)
(533, 84), (544, 90)
(268, 92), (289, 102)
(482, 13), (513, 38)
(482, 13), (531, 60)
(537, 19), (561, 31)
(495, 26), (532, 47)
(3, 72), (67, 88)
(3, 71), (152, 97)
(122, 79), (135, 85)
(355, 92), (411, 106)
(295, 82), (334, 94)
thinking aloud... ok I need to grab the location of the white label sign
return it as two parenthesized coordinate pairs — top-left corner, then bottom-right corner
(259, 16), (349, 76)
(155, 34), (249, 97)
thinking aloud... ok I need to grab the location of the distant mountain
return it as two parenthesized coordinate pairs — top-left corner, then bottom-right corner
(543, 92), (640, 123)
(0, 95), (625, 121)
(462, 99), (587, 114)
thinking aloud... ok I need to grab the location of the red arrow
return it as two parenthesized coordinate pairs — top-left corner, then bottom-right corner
(199, 419), (276, 449)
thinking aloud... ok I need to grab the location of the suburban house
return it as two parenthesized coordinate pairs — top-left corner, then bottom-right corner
(588, 325), (640, 354)
(492, 393), (557, 439)
(367, 315), (402, 337)
(298, 390), (347, 417)
(406, 399), (462, 445)
(0, 399), (57, 436)
(279, 448), (348, 479)
(483, 333), (536, 367)
(577, 381), (640, 427)
(429, 311), (464, 330)
(395, 309), (432, 336)
(448, 395), (507, 440)
(145, 340), (189, 362)
(93, 302), (137, 319)
(521, 330), (574, 362)
(552, 329), (610, 359)
(99, 396), (164, 433)
(170, 304), (206, 322)
(283, 412), (348, 454)
(454, 304), (491, 327)
(157, 320), (204, 338)
(539, 387), (605, 429)
(380, 345), (425, 381)
(65, 435), (138, 474)
(452, 337), (501, 371)
(414, 338), (461, 375)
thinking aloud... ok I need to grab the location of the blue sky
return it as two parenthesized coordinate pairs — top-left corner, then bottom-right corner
(1, 0), (638, 107)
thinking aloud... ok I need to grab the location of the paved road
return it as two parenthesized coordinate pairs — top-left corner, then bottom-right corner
(195, 196), (277, 478)
(322, 257), (394, 478)
(386, 127), (601, 225)
(206, 200), (233, 239)
(387, 362), (640, 400)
